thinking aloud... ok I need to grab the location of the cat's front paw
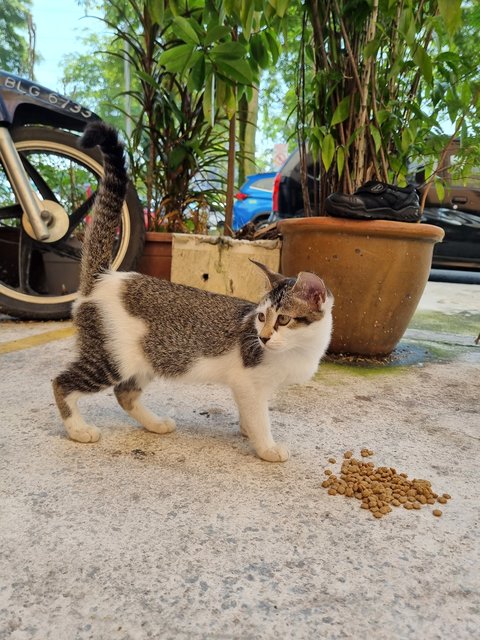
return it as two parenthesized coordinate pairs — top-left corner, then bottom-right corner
(144, 417), (176, 435)
(66, 421), (101, 443)
(257, 443), (290, 463)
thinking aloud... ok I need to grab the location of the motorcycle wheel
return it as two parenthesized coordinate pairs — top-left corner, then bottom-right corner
(0, 126), (145, 320)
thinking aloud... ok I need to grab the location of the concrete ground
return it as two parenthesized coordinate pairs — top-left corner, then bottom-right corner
(0, 280), (479, 640)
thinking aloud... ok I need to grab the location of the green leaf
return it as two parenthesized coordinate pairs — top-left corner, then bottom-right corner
(331, 96), (350, 127)
(336, 146), (345, 179)
(215, 57), (253, 84)
(250, 33), (269, 69)
(210, 41), (247, 59)
(168, 144), (187, 170)
(159, 44), (196, 73)
(169, 0), (180, 17)
(224, 0), (242, 15)
(172, 16), (200, 45)
(321, 133), (335, 172)
(370, 124), (381, 152)
(363, 38), (378, 59)
(435, 179), (445, 202)
(136, 69), (160, 91)
(399, 9), (415, 46)
(147, 0), (164, 26)
(190, 54), (206, 91)
(266, 0), (289, 18)
(376, 109), (390, 126)
(184, 218), (196, 232)
(459, 81), (472, 105)
(414, 45), (433, 86)
(401, 128), (412, 153)
(241, 0), (255, 40)
(275, 0), (289, 18)
(204, 25), (231, 46)
(203, 71), (214, 125)
(438, 0), (462, 37)
(264, 30), (280, 65)
(224, 85), (237, 120)
(215, 78), (226, 109)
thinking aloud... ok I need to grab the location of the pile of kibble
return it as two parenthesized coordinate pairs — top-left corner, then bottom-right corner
(321, 449), (451, 519)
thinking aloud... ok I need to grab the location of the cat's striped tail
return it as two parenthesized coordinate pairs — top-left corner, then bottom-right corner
(78, 121), (128, 296)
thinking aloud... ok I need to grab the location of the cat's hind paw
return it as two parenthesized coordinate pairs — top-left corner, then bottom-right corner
(257, 443), (290, 463)
(144, 417), (176, 435)
(65, 421), (101, 443)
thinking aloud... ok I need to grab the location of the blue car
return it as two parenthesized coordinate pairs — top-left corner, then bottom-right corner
(232, 172), (276, 231)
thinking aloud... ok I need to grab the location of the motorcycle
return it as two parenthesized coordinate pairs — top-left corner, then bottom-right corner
(0, 70), (145, 320)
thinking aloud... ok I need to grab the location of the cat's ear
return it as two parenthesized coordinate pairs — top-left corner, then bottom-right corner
(292, 271), (327, 310)
(250, 259), (286, 289)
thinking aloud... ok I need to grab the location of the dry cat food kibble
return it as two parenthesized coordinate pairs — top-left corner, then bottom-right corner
(321, 450), (451, 519)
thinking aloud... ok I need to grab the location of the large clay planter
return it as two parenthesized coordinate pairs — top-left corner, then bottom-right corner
(278, 217), (445, 356)
(137, 231), (172, 279)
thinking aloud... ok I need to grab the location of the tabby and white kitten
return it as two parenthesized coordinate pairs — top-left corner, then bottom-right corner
(53, 122), (334, 462)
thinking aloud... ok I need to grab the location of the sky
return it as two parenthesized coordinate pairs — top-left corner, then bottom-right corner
(32, 0), (104, 92)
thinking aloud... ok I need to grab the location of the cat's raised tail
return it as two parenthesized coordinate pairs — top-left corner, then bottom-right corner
(78, 121), (128, 296)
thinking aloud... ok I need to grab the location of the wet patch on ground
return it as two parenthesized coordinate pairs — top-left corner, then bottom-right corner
(321, 310), (479, 374)
(409, 310), (480, 337)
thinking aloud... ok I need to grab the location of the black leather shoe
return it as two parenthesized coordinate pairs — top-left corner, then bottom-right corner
(325, 181), (421, 222)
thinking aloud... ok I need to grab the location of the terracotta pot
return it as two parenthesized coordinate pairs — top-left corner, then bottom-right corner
(278, 217), (445, 356)
(137, 231), (172, 280)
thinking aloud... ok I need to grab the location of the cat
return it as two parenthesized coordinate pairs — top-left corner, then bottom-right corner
(53, 122), (334, 463)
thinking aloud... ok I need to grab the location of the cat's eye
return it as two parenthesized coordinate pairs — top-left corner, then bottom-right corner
(257, 312), (266, 323)
(277, 314), (291, 326)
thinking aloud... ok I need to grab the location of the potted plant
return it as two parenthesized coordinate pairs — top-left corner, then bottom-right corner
(104, 1), (231, 279)
(277, 0), (478, 355)
(104, 0), (288, 285)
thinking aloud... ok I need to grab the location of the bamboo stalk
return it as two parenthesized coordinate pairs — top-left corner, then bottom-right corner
(224, 112), (236, 236)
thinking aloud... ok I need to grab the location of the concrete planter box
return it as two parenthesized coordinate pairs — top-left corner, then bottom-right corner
(171, 234), (281, 302)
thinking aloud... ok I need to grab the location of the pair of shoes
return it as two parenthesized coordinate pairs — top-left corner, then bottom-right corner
(325, 181), (421, 222)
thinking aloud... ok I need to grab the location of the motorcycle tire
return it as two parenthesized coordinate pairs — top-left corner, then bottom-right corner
(0, 126), (145, 320)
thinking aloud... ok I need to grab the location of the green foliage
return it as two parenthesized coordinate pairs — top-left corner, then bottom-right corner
(153, 0), (288, 121)
(67, 0), (289, 232)
(0, 0), (33, 75)
(296, 0), (480, 212)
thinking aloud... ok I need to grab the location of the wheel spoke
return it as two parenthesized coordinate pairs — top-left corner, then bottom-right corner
(0, 204), (23, 221)
(20, 153), (60, 203)
(68, 191), (96, 231)
(41, 240), (82, 261)
(18, 229), (35, 294)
